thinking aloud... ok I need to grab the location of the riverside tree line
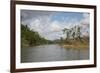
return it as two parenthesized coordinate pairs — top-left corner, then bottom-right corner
(21, 24), (52, 48)
(21, 24), (89, 48)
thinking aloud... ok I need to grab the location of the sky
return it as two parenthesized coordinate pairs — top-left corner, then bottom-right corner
(21, 10), (90, 40)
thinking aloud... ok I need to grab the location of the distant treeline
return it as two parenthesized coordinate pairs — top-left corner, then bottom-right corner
(21, 24), (52, 48)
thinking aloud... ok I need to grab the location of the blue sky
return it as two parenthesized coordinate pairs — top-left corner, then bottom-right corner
(51, 12), (84, 22)
(21, 10), (90, 40)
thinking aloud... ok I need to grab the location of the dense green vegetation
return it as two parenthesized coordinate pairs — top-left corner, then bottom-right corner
(21, 24), (52, 48)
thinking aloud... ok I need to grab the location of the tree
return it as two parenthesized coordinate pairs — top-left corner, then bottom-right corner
(72, 31), (75, 40)
(71, 26), (76, 40)
(77, 26), (81, 40)
(62, 28), (69, 40)
(21, 24), (50, 48)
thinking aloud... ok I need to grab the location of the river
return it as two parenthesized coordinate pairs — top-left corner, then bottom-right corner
(21, 44), (89, 63)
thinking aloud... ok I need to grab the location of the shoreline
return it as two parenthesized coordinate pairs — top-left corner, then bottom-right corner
(62, 44), (89, 49)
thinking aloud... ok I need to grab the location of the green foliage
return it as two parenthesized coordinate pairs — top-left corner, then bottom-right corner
(21, 24), (50, 48)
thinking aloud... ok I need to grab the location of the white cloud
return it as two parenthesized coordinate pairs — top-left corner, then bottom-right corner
(50, 21), (62, 32)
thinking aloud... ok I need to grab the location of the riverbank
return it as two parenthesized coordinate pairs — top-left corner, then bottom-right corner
(61, 39), (89, 49)
(62, 44), (89, 49)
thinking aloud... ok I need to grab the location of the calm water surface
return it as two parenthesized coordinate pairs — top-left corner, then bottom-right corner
(21, 44), (89, 63)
